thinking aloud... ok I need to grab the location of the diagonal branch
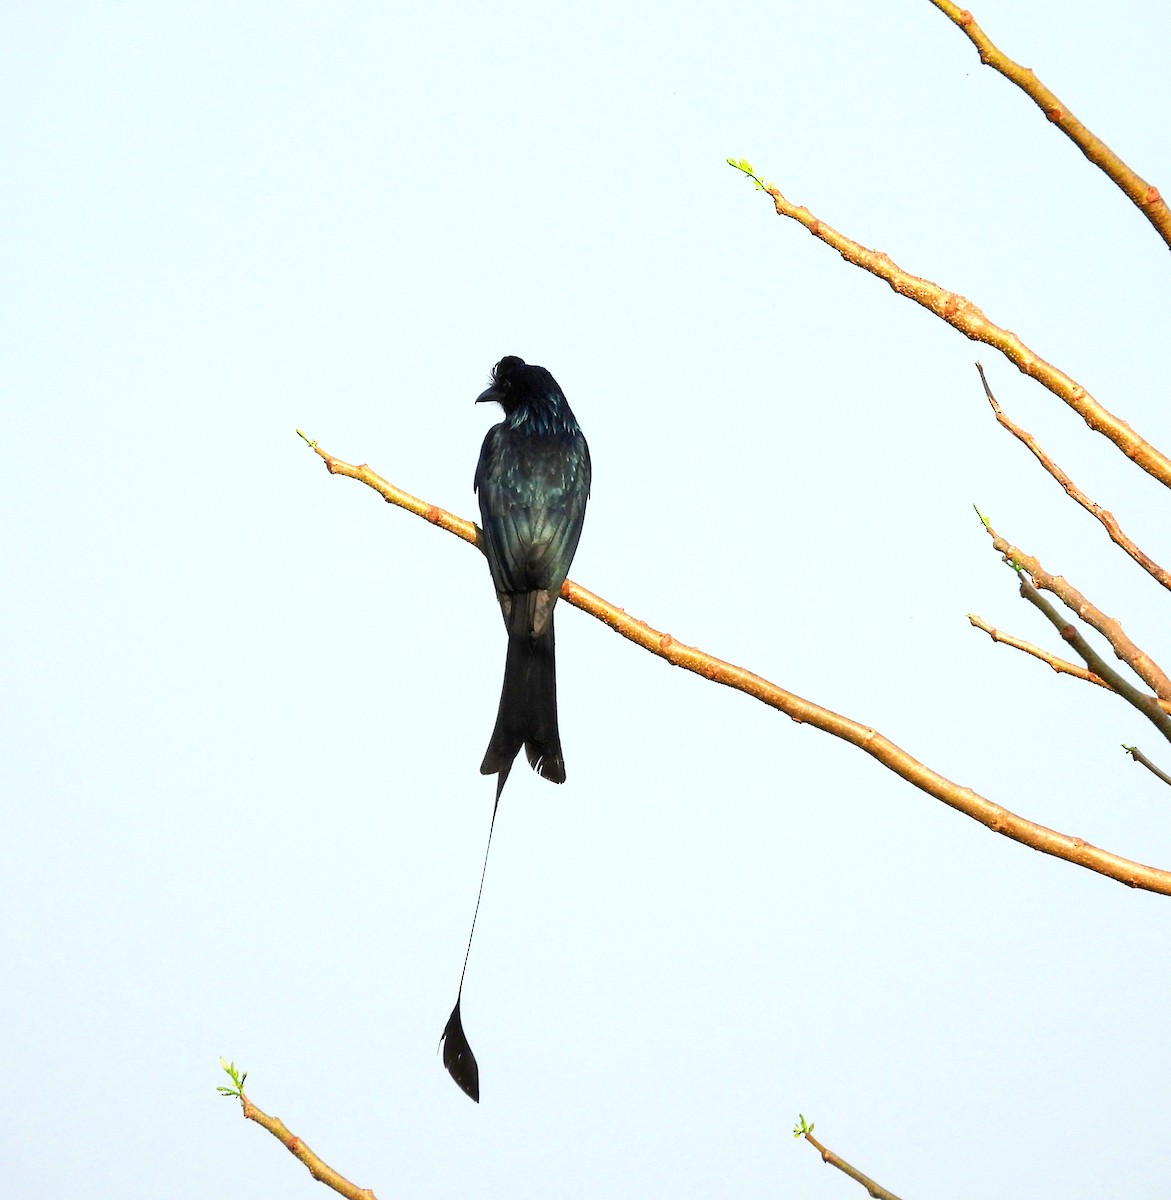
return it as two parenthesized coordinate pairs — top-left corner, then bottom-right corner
(928, 0), (1171, 251)
(795, 1116), (903, 1200)
(1124, 745), (1171, 790)
(298, 433), (1171, 897)
(729, 166), (1171, 491)
(967, 613), (1171, 716)
(980, 517), (1171, 700)
(231, 1088), (377, 1200)
(1011, 576), (1171, 743)
(975, 364), (1171, 593)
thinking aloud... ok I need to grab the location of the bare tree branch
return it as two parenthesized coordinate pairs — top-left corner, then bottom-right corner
(794, 1115), (904, 1200)
(975, 364), (1171, 593)
(220, 1064), (378, 1200)
(1011, 575), (1171, 742)
(298, 433), (1171, 896)
(1124, 745), (1171, 789)
(979, 518), (1171, 700)
(928, 0), (1171, 251)
(967, 612), (1171, 715)
(728, 166), (1171, 491)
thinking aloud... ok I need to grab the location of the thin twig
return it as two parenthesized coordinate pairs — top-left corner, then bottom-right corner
(729, 170), (1171, 491)
(1124, 745), (1171, 789)
(979, 518), (1171, 701)
(975, 364), (1171, 594)
(795, 1117), (903, 1200)
(967, 613), (1171, 715)
(299, 435), (1171, 897)
(1013, 576), (1171, 743)
(928, 0), (1171, 251)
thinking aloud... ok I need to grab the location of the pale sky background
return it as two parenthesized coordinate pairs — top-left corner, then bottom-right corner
(4, 3), (1171, 1197)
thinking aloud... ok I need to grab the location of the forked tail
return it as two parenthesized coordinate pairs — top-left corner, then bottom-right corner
(479, 595), (565, 785)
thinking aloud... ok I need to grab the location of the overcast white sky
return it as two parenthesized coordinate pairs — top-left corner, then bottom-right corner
(4, 2), (1171, 1197)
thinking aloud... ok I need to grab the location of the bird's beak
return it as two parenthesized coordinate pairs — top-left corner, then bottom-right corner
(475, 386), (499, 406)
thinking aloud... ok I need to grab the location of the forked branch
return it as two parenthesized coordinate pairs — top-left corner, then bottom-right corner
(967, 613), (1171, 716)
(978, 517), (1171, 702)
(1011, 574), (1171, 743)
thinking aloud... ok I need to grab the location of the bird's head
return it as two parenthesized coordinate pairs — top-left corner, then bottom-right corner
(475, 355), (529, 412)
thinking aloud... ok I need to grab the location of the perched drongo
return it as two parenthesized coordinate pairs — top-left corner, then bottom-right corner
(474, 355), (591, 795)
(441, 356), (591, 1102)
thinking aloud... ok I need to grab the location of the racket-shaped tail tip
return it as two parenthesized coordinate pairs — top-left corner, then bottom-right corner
(440, 998), (480, 1103)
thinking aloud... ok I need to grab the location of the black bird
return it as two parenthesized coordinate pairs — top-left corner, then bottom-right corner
(474, 355), (591, 794)
(441, 355), (591, 1102)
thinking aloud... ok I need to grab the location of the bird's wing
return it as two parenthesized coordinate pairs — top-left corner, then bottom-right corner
(475, 426), (590, 597)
